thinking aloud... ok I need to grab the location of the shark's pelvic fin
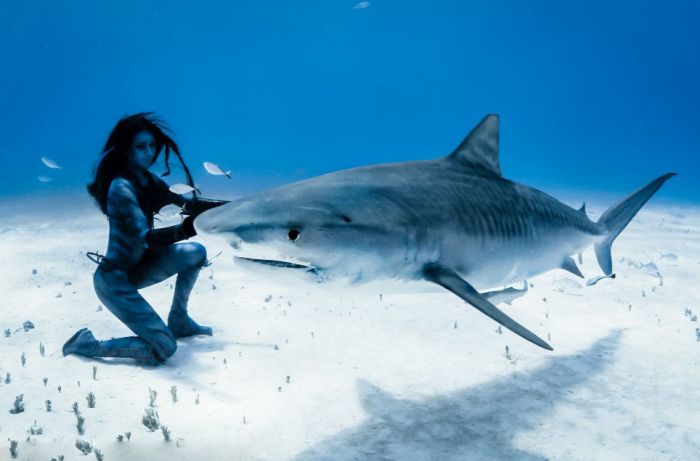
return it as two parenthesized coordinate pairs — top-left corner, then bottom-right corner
(423, 264), (553, 350)
(561, 256), (584, 278)
(595, 173), (676, 275)
(448, 114), (502, 178)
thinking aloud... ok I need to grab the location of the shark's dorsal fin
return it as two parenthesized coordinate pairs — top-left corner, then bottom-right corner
(578, 202), (587, 215)
(448, 114), (501, 177)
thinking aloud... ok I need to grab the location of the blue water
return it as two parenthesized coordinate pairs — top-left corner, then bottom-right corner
(0, 1), (698, 203)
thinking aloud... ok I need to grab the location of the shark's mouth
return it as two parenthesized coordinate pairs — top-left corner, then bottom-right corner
(235, 256), (317, 273)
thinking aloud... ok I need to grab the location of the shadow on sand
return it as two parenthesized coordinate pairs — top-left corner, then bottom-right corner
(293, 330), (622, 461)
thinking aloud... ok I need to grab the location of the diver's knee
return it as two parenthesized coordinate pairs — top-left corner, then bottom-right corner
(157, 336), (178, 360)
(181, 242), (207, 267)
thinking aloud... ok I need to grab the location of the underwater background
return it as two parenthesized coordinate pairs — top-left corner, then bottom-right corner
(0, 1), (697, 204)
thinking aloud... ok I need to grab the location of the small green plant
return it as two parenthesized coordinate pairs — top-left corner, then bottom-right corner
(21, 352), (26, 367)
(40, 342), (45, 357)
(92, 366), (97, 380)
(142, 408), (160, 431)
(50, 455), (64, 461)
(43, 377), (48, 386)
(4, 372), (9, 384)
(195, 393), (200, 405)
(125, 431), (131, 441)
(9, 439), (18, 458)
(75, 439), (92, 455)
(161, 425), (171, 442)
(148, 387), (157, 407)
(46, 400), (52, 412)
(72, 401), (80, 415)
(10, 394), (25, 414)
(76, 415), (85, 435)
(116, 434), (124, 442)
(86, 392), (96, 408)
(29, 420), (43, 435)
(169, 385), (177, 403)
(94, 448), (104, 461)
(4, 329), (10, 337)
(505, 345), (512, 361)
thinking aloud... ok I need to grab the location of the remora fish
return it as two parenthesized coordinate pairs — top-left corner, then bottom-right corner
(196, 115), (675, 350)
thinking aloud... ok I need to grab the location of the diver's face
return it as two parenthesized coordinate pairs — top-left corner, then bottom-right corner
(128, 130), (157, 171)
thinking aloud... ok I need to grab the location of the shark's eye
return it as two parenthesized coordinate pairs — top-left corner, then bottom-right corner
(288, 229), (301, 242)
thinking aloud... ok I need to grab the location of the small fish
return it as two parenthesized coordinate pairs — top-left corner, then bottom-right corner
(637, 261), (660, 276)
(637, 261), (663, 286)
(203, 162), (231, 179)
(169, 183), (196, 194)
(659, 252), (678, 261)
(158, 204), (183, 217)
(37, 176), (52, 183)
(553, 278), (582, 292)
(41, 157), (62, 169)
(354, 1), (370, 9)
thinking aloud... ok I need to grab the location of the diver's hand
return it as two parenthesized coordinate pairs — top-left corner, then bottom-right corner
(182, 198), (229, 218)
(182, 215), (196, 238)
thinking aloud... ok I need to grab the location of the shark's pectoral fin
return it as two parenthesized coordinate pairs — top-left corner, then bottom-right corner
(561, 256), (584, 278)
(481, 282), (528, 306)
(423, 264), (553, 351)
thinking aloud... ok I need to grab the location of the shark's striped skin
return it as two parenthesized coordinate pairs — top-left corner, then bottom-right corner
(196, 115), (674, 350)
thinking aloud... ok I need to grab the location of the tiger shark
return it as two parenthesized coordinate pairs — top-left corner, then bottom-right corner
(195, 115), (675, 350)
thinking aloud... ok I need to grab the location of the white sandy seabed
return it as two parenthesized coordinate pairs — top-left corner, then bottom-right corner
(0, 195), (698, 461)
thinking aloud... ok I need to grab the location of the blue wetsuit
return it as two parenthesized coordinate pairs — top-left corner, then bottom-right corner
(64, 170), (212, 364)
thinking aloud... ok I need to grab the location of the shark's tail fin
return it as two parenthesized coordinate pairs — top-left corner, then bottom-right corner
(594, 173), (676, 275)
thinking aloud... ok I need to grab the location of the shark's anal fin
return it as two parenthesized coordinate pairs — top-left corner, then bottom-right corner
(561, 256), (584, 278)
(423, 264), (553, 351)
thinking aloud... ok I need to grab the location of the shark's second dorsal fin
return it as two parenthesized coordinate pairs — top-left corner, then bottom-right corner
(448, 114), (501, 177)
(579, 202), (587, 216)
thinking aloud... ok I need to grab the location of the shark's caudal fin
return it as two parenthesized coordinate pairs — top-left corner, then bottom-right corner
(594, 173), (676, 275)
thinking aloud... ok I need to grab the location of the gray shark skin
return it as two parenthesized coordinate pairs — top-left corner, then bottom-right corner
(196, 115), (675, 350)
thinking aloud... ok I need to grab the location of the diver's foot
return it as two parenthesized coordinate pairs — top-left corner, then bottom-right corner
(62, 328), (98, 357)
(168, 314), (213, 338)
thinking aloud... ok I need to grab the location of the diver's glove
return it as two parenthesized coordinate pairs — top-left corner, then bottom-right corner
(181, 197), (229, 218)
(146, 216), (197, 248)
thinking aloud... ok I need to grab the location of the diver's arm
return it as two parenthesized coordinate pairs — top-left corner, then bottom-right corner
(181, 197), (229, 216)
(146, 216), (196, 248)
(107, 178), (151, 252)
(149, 172), (228, 214)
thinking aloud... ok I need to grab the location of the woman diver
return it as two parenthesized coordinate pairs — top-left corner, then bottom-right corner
(63, 113), (227, 365)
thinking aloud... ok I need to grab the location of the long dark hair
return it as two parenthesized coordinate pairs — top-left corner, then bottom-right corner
(87, 112), (197, 214)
